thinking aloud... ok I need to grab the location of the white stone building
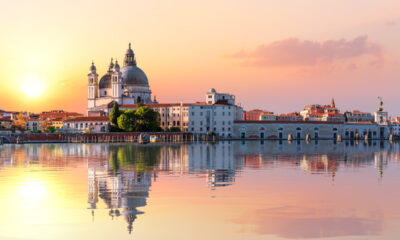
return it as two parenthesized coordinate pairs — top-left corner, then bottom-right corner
(88, 43), (154, 115)
(63, 116), (110, 133)
(116, 89), (243, 136)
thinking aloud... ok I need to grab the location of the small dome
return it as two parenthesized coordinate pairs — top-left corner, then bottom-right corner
(210, 88), (216, 93)
(108, 58), (114, 72)
(99, 73), (112, 89)
(121, 65), (149, 86)
(89, 61), (96, 73)
(114, 60), (120, 72)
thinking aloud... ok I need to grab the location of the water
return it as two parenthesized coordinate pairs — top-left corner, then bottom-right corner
(0, 141), (399, 240)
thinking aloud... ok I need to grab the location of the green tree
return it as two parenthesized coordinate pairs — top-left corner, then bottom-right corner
(109, 102), (121, 126)
(134, 106), (160, 132)
(117, 110), (136, 131)
(46, 126), (56, 133)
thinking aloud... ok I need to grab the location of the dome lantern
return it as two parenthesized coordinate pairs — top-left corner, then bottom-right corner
(124, 43), (136, 66)
(114, 60), (120, 72)
(108, 58), (114, 72)
(89, 61), (97, 74)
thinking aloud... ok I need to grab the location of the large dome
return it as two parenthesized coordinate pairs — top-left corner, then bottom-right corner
(99, 73), (111, 89)
(121, 65), (149, 86)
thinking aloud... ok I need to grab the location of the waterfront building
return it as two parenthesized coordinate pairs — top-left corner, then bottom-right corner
(260, 112), (277, 121)
(344, 110), (374, 123)
(25, 115), (40, 132)
(244, 109), (275, 120)
(374, 97), (388, 125)
(119, 103), (189, 131)
(63, 116), (110, 133)
(0, 117), (12, 129)
(232, 120), (389, 140)
(88, 43), (154, 115)
(300, 99), (343, 122)
(115, 89), (243, 136)
(276, 112), (303, 121)
(187, 99), (243, 137)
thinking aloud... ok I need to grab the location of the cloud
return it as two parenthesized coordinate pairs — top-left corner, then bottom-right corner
(227, 36), (383, 67)
(385, 21), (396, 26)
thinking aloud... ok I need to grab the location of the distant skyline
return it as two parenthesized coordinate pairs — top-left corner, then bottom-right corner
(0, 0), (399, 115)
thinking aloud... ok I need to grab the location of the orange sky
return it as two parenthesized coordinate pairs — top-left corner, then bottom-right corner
(0, 0), (399, 115)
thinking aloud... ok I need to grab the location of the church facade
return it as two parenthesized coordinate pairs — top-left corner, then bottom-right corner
(87, 44), (154, 114)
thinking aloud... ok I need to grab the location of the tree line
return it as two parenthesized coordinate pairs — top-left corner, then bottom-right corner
(109, 102), (164, 132)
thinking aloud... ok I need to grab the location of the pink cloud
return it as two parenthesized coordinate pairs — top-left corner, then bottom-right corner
(385, 21), (396, 26)
(227, 36), (383, 67)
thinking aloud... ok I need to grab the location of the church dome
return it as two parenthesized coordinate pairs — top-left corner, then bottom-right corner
(121, 65), (149, 86)
(99, 73), (112, 89)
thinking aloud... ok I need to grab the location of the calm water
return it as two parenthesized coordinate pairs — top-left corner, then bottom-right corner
(0, 141), (399, 240)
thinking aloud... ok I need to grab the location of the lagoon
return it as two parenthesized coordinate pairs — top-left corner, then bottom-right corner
(0, 141), (399, 240)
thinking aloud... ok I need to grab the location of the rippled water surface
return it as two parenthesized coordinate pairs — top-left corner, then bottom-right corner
(0, 141), (399, 240)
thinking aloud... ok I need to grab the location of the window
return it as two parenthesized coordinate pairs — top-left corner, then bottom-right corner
(222, 112), (225, 116)
(200, 121), (203, 125)
(177, 121), (180, 126)
(222, 121), (225, 125)
(228, 121), (231, 125)
(228, 112), (231, 116)
(222, 128), (225, 131)
(228, 127), (231, 131)
(173, 121), (176, 126)
(192, 112), (195, 116)
(213, 127), (216, 131)
(191, 121), (194, 125)
(214, 112), (216, 116)
(191, 127), (194, 131)
(200, 112), (203, 116)
(200, 127), (203, 131)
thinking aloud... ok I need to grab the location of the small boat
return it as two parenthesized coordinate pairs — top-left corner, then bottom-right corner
(150, 135), (163, 143)
(138, 134), (150, 144)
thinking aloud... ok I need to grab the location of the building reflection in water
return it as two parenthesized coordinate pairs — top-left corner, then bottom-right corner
(88, 145), (157, 234)
(0, 140), (399, 237)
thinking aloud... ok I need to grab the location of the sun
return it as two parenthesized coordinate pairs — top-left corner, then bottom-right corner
(20, 76), (46, 98)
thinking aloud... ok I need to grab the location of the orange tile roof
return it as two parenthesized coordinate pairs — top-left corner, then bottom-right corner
(65, 116), (109, 122)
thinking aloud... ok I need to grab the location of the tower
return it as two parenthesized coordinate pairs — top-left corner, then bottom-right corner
(331, 98), (335, 108)
(124, 43), (136, 66)
(374, 97), (388, 125)
(88, 61), (99, 108)
(112, 60), (123, 104)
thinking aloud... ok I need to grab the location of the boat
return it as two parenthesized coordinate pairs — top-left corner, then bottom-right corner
(150, 135), (163, 143)
(138, 134), (150, 144)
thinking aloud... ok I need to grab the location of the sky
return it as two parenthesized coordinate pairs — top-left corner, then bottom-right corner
(0, 0), (399, 115)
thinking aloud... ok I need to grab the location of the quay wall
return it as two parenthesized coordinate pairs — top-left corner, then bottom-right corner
(6, 132), (206, 144)
(233, 121), (390, 140)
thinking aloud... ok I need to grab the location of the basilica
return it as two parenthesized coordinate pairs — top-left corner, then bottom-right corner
(87, 43), (155, 114)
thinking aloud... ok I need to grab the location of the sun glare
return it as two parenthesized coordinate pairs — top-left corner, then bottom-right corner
(20, 76), (46, 98)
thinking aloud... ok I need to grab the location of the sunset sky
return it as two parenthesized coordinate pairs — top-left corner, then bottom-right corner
(0, 0), (399, 115)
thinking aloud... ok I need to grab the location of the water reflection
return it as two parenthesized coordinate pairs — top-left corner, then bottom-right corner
(0, 141), (399, 239)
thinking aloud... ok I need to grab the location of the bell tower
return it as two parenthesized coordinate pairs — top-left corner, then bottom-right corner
(112, 60), (123, 104)
(88, 61), (99, 109)
(374, 97), (388, 125)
